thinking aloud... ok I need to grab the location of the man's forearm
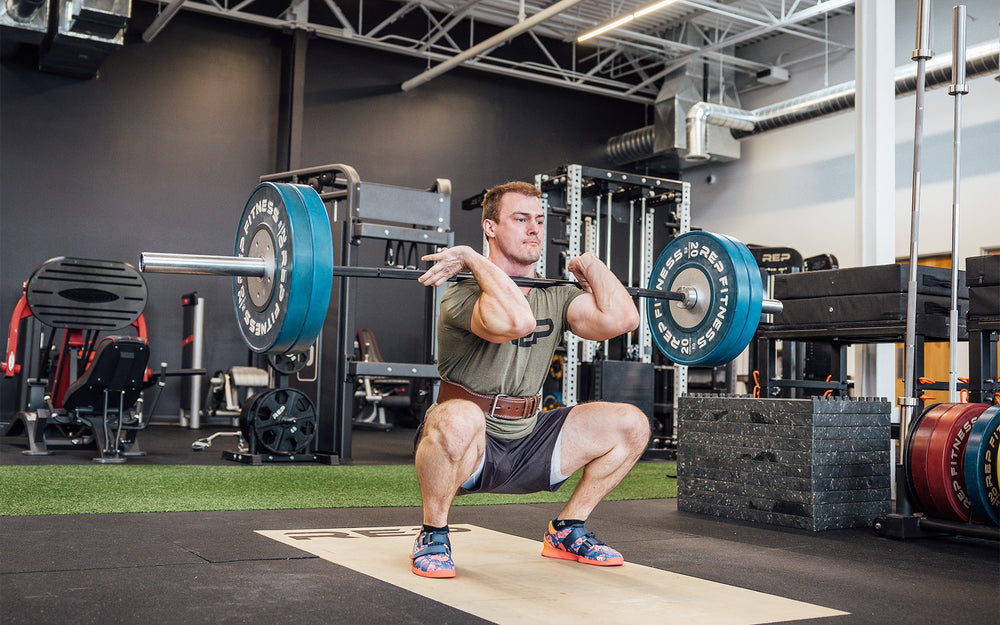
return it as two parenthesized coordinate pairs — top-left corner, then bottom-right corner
(465, 253), (536, 342)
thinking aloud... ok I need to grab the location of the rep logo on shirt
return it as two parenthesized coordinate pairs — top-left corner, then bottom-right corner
(512, 319), (554, 348)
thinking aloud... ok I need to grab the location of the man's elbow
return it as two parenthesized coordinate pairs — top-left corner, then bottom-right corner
(505, 314), (539, 341)
(616, 308), (640, 335)
(623, 308), (640, 333)
(479, 312), (538, 344)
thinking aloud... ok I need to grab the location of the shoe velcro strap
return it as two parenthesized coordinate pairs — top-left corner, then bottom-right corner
(413, 531), (451, 559)
(413, 542), (449, 558)
(559, 526), (603, 555)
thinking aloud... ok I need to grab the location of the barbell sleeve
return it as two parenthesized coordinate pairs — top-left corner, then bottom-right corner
(761, 299), (783, 315)
(140, 252), (268, 277)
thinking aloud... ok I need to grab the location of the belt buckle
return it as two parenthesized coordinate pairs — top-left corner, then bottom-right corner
(489, 393), (511, 418)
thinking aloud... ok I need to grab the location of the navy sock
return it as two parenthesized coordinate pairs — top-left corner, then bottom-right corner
(552, 519), (585, 530)
(422, 524), (449, 533)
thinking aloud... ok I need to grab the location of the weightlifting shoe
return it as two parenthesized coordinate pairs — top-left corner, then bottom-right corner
(541, 521), (624, 566)
(411, 529), (456, 578)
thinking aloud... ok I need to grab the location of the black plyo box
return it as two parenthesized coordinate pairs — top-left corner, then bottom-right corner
(678, 499), (890, 532)
(965, 255), (1000, 287)
(775, 293), (969, 326)
(580, 360), (655, 423)
(773, 263), (968, 299)
(676, 395), (892, 531)
(969, 286), (1000, 318)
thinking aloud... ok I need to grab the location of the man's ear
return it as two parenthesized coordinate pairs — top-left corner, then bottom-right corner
(483, 219), (496, 238)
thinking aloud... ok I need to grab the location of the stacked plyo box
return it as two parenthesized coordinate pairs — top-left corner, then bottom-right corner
(771, 263), (968, 336)
(677, 396), (892, 531)
(966, 255), (1000, 320)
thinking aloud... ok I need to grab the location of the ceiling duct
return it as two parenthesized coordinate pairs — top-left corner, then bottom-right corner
(608, 41), (742, 173)
(686, 40), (999, 161)
(38, 0), (131, 78)
(608, 40), (999, 167)
(1, 0), (50, 44)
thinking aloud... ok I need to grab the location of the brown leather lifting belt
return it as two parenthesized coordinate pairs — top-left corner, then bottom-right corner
(437, 379), (541, 420)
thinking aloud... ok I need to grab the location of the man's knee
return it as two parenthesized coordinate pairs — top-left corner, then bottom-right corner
(419, 399), (485, 458)
(614, 402), (651, 447)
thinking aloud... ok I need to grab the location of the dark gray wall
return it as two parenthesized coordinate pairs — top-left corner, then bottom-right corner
(0, 8), (646, 420)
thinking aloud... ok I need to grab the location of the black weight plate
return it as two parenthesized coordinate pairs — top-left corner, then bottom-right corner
(240, 387), (317, 456)
(238, 390), (267, 448)
(268, 351), (310, 375)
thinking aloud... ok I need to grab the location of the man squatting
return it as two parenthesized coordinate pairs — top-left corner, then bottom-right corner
(411, 180), (650, 578)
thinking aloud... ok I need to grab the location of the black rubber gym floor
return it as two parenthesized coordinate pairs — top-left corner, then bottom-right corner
(2, 425), (998, 625)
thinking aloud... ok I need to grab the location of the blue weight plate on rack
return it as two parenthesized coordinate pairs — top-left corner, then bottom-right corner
(646, 231), (752, 366)
(716, 233), (764, 364)
(964, 404), (1000, 526)
(233, 182), (315, 354)
(286, 183), (333, 355)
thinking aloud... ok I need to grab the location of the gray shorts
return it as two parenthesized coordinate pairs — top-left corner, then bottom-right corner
(415, 406), (573, 495)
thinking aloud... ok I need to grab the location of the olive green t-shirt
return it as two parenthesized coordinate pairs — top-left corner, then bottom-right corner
(436, 279), (583, 440)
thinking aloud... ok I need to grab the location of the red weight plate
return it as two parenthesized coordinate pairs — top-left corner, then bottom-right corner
(905, 403), (936, 505)
(909, 403), (967, 514)
(924, 403), (991, 521)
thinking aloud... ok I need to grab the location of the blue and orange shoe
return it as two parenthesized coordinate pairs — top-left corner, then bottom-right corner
(541, 521), (624, 566)
(411, 529), (456, 578)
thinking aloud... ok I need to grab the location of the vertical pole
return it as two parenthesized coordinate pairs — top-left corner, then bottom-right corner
(277, 27), (308, 172)
(947, 5), (969, 403)
(189, 296), (204, 429)
(854, 0), (896, 412)
(898, 0), (933, 515)
(563, 165), (583, 407)
(604, 189), (613, 357)
(626, 199), (635, 355)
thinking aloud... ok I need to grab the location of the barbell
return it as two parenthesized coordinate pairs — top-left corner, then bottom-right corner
(139, 181), (782, 367)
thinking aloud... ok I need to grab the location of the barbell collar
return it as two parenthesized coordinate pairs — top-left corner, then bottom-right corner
(140, 252), (268, 278)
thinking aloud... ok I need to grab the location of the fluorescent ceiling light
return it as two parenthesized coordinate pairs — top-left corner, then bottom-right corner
(632, 0), (679, 19)
(577, 0), (677, 42)
(577, 14), (636, 42)
(578, 0), (853, 44)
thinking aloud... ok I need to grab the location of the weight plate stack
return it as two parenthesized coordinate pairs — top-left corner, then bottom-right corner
(717, 233), (764, 365)
(233, 182), (332, 355)
(646, 231), (756, 367)
(286, 184), (333, 355)
(904, 402), (938, 509)
(924, 403), (990, 522)
(909, 403), (968, 517)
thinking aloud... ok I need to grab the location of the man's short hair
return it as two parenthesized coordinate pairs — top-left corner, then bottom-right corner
(482, 181), (541, 224)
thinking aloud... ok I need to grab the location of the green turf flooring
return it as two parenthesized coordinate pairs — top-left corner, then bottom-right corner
(0, 461), (676, 516)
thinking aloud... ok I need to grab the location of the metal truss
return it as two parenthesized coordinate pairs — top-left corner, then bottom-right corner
(142, 0), (854, 103)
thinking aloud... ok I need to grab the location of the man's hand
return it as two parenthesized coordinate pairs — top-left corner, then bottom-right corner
(565, 252), (640, 342)
(566, 252), (600, 294)
(419, 246), (478, 287)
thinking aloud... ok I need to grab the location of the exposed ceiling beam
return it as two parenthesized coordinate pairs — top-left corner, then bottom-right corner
(400, 0), (589, 92)
(626, 0), (854, 94)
